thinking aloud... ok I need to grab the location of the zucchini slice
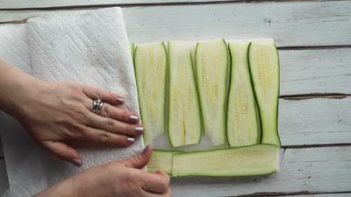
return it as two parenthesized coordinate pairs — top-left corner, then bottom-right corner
(195, 39), (229, 146)
(168, 41), (202, 147)
(227, 41), (260, 147)
(134, 43), (167, 145)
(248, 41), (281, 147)
(172, 144), (280, 177)
(147, 150), (178, 175)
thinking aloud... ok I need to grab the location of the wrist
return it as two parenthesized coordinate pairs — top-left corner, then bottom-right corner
(0, 61), (42, 118)
(35, 178), (75, 197)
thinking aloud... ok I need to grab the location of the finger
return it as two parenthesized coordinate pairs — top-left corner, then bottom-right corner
(41, 141), (82, 167)
(98, 102), (140, 125)
(140, 171), (170, 194)
(122, 145), (152, 169)
(86, 112), (143, 137)
(82, 97), (140, 125)
(81, 85), (124, 106)
(83, 126), (136, 147)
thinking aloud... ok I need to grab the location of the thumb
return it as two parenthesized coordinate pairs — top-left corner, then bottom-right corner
(41, 141), (82, 167)
(122, 145), (152, 169)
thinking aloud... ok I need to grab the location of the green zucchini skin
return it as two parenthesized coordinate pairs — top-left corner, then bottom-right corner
(227, 41), (261, 147)
(195, 39), (229, 146)
(248, 41), (281, 147)
(172, 144), (280, 177)
(134, 43), (168, 145)
(167, 41), (202, 147)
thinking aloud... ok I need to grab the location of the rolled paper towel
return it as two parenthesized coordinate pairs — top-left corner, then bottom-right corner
(0, 7), (143, 196)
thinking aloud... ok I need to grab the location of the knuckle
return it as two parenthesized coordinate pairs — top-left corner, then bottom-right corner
(69, 85), (83, 99)
(101, 104), (111, 118)
(98, 132), (109, 144)
(122, 170), (135, 183)
(104, 119), (115, 132)
(75, 108), (89, 121)
(68, 123), (84, 135)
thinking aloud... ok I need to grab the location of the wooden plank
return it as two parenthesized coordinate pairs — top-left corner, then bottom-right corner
(280, 48), (351, 95)
(0, 159), (8, 196)
(172, 146), (351, 196)
(0, 0), (240, 9)
(0, 1), (351, 47)
(279, 97), (351, 146)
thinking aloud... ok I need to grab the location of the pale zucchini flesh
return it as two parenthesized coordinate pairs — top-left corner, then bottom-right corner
(172, 144), (280, 177)
(134, 43), (167, 145)
(195, 39), (229, 146)
(147, 150), (178, 175)
(134, 39), (281, 178)
(227, 41), (260, 147)
(248, 41), (281, 147)
(168, 41), (202, 147)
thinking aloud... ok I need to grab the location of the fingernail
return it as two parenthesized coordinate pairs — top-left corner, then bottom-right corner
(134, 127), (144, 134)
(142, 145), (150, 155)
(116, 97), (124, 104)
(73, 158), (82, 167)
(129, 115), (139, 122)
(127, 137), (135, 143)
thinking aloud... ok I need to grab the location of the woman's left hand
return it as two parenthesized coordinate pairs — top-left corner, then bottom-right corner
(9, 79), (143, 166)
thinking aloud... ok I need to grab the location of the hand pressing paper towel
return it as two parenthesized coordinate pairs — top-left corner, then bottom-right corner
(1, 7), (143, 196)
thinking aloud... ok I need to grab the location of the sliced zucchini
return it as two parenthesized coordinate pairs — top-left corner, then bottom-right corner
(195, 39), (229, 146)
(168, 41), (202, 147)
(227, 41), (260, 147)
(147, 150), (178, 175)
(172, 144), (280, 177)
(134, 43), (167, 145)
(248, 41), (281, 147)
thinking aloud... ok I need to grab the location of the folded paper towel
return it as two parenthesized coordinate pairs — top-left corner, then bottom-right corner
(0, 7), (143, 196)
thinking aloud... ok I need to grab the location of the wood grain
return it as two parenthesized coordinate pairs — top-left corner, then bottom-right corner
(0, 1), (351, 47)
(279, 97), (351, 146)
(279, 48), (351, 95)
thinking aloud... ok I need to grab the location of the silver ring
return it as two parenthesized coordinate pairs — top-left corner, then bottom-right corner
(92, 99), (104, 114)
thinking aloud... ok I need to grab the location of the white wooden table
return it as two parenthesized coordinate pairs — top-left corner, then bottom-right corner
(1, 0), (351, 196)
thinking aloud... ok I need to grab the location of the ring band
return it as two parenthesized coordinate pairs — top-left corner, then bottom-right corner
(92, 99), (104, 114)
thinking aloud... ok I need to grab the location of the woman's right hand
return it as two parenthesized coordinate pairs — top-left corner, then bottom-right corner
(35, 146), (172, 197)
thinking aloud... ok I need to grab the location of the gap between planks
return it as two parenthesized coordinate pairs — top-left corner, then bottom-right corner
(239, 190), (351, 197)
(280, 93), (351, 101)
(0, 0), (342, 10)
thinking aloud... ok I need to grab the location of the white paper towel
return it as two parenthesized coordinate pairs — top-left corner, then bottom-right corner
(0, 7), (143, 196)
